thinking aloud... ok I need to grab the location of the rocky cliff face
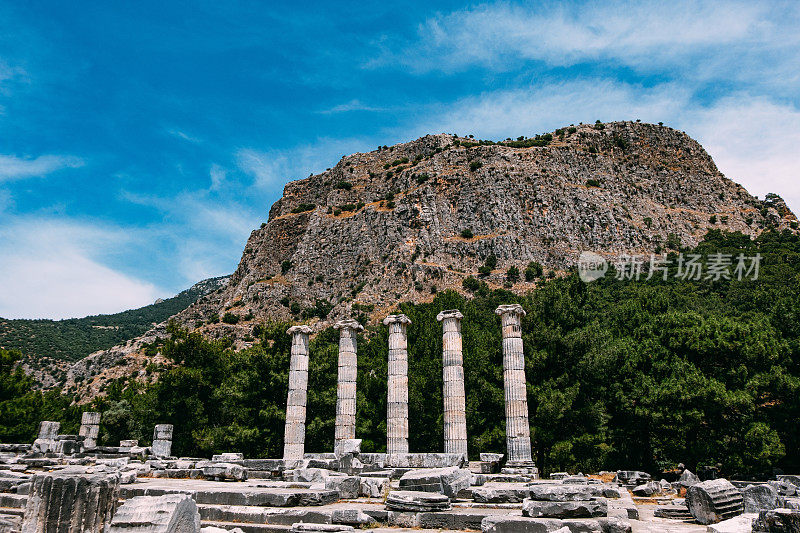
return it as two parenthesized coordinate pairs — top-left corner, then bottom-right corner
(174, 121), (796, 341)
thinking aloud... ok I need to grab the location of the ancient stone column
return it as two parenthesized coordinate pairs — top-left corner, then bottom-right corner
(22, 468), (120, 533)
(383, 314), (411, 456)
(283, 325), (313, 461)
(79, 411), (100, 449)
(334, 319), (364, 444)
(437, 309), (468, 458)
(495, 304), (537, 474)
(152, 424), (173, 457)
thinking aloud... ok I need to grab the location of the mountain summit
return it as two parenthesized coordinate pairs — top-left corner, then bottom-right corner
(176, 121), (796, 341)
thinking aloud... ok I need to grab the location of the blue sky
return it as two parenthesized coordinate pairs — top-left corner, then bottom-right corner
(1, 1), (799, 319)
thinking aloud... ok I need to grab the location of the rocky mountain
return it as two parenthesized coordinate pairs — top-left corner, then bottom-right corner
(176, 121), (796, 343)
(42, 121), (798, 400)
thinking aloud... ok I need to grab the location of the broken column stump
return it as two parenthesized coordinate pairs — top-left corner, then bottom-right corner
(686, 478), (744, 525)
(21, 468), (120, 533)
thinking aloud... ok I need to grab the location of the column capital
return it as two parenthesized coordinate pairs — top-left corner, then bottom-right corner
(383, 313), (411, 326)
(287, 324), (313, 335)
(495, 304), (526, 317)
(334, 319), (364, 331)
(436, 309), (464, 322)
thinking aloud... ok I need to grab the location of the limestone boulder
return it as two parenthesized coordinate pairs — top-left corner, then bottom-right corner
(480, 516), (564, 533)
(707, 513), (757, 533)
(597, 517), (632, 533)
(359, 476), (388, 498)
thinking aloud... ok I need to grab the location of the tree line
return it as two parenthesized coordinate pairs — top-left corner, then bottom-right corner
(2, 230), (798, 479)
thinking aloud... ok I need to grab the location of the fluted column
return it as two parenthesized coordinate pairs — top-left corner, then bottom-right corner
(283, 325), (313, 461)
(383, 314), (411, 456)
(495, 304), (536, 472)
(437, 309), (468, 457)
(334, 319), (364, 443)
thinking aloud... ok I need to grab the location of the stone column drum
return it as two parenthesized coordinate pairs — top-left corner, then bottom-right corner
(495, 304), (537, 474)
(437, 309), (468, 457)
(152, 424), (173, 457)
(334, 319), (364, 443)
(383, 314), (411, 456)
(22, 468), (120, 533)
(79, 412), (101, 449)
(283, 325), (313, 461)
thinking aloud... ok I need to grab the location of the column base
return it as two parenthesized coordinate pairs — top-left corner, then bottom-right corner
(501, 461), (539, 477)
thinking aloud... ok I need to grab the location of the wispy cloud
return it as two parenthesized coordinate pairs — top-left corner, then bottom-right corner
(0, 218), (160, 319)
(318, 99), (388, 114)
(386, 1), (799, 80)
(0, 154), (83, 182)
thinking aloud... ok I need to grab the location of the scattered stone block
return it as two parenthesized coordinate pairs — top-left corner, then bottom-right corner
(480, 516), (565, 533)
(330, 508), (374, 526)
(108, 494), (199, 533)
(473, 486), (530, 503)
(211, 453), (243, 462)
(770, 480), (799, 497)
(522, 497), (608, 519)
(752, 508), (800, 532)
(199, 462), (247, 481)
(528, 484), (617, 501)
(398, 466), (471, 497)
(385, 490), (451, 512)
(653, 503), (692, 519)
(120, 440), (139, 448)
(742, 484), (781, 513)
(614, 471), (650, 486)
(333, 439), (361, 459)
(324, 475), (359, 499)
(597, 517), (632, 533)
(359, 476), (388, 498)
(22, 468), (120, 533)
(707, 513), (757, 533)
(290, 524), (354, 533)
(679, 469), (700, 487)
(480, 453), (504, 473)
(291, 468), (336, 483)
(686, 479), (744, 525)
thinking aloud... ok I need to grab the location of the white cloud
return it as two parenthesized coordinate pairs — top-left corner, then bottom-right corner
(687, 96), (800, 212)
(0, 219), (161, 319)
(0, 154), (83, 181)
(389, 1), (799, 79)
(318, 99), (387, 114)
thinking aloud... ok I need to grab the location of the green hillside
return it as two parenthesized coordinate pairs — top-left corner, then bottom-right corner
(0, 276), (227, 362)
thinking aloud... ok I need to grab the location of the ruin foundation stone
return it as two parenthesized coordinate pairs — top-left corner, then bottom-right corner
(152, 424), (173, 458)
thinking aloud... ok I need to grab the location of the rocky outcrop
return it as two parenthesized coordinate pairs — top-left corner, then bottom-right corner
(175, 121), (795, 338)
